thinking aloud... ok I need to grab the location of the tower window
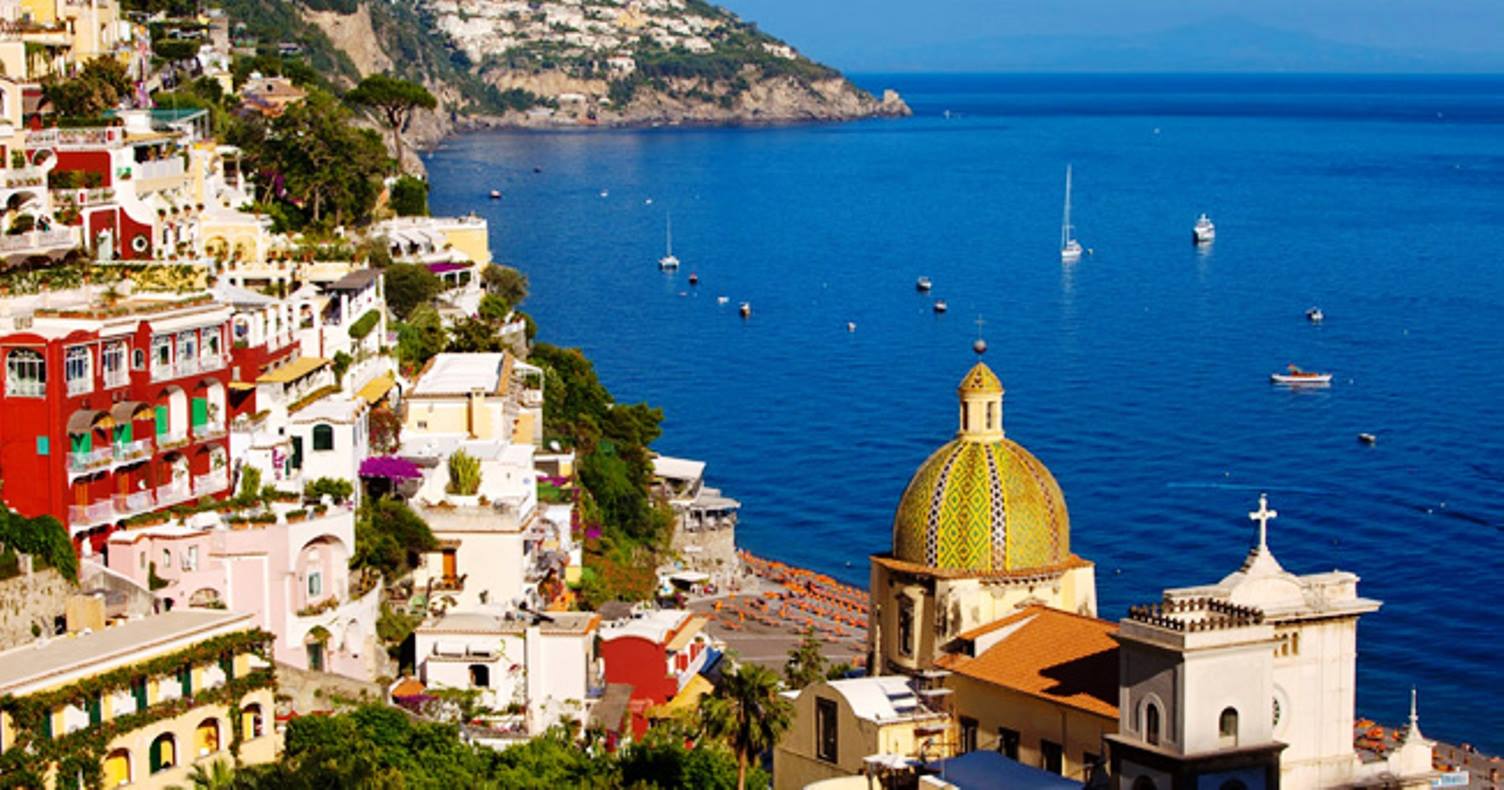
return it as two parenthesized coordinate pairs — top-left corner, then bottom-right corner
(986, 402), (995, 430)
(815, 697), (838, 762)
(1219, 707), (1239, 746)
(1145, 702), (1161, 746)
(896, 596), (914, 658)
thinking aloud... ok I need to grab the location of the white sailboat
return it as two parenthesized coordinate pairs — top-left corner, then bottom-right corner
(658, 212), (680, 270)
(1061, 165), (1083, 263)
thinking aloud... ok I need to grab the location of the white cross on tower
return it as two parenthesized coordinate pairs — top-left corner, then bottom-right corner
(1249, 493), (1277, 550)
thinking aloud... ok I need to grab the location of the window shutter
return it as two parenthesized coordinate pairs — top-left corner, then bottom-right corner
(133, 679), (148, 710)
(191, 398), (207, 427)
(155, 405), (168, 435)
(88, 696), (102, 726)
(179, 667), (192, 697)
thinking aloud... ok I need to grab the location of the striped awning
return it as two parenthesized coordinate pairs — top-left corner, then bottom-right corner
(108, 401), (150, 423)
(66, 409), (113, 435)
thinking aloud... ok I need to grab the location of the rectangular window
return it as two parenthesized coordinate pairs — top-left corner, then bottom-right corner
(815, 697), (838, 763)
(998, 728), (1020, 760)
(6, 349), (47, 397)
(897, 596), (915, 658)
(178, 667), (193, 697)
(183, 546), (198, 571)
(959, 717), (978, 753)
(1041, 740), (1063, 775)
(307, 571), (322, 598)
(191, 397), (208, 427)
(131, 679), (147, 710)
(177, 331), (197, 364)
(64, 346), (92, 395)
(291, 436), (303, 470)
(88, 696), (102, 726)
(204, 330), (220, 358)
(307, 642), (324, 672)
(152, 335), (172, 368)
(102, 341), (127, 387)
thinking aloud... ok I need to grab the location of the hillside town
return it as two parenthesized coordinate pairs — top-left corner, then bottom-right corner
(0, 0), (1497, 789)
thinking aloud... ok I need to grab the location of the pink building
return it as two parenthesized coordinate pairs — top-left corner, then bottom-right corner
(105, 508), (381, 680)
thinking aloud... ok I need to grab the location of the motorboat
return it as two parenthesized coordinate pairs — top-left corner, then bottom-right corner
(600, 189), (609, 198)
(1193, 213), (1216, 244)
(688, 273), (699, 285)
(933, 300), (948, 314)
(846, 321), (857, 332)
(1061, 165), (1083, 263)
(716, 296), (729, 305)
(1270, 364), (1332, 385)
(739, 302), (752, 318)
(1306, 307), (1324, 323)
(489, 190), (501, 200)
(1358, 433), (1377, 445)
(916, 276), (933, 292)
(658, 212), (680, 270)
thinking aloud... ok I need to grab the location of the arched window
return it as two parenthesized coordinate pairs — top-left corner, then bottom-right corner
(986, 402), (995, 430)
(5, 349), (46, 397)
(896, 596), (915, 658)
(1145, 702), (1161, 746)
(242, 703), (264, 739)
(312, 424), (335, 451)
(1219, 707), (1239, 746)
(469, 664), (490, 688)
(103, 747), (131, 787)
(148, 732), (176, 773)
(195, 717), (220, 756)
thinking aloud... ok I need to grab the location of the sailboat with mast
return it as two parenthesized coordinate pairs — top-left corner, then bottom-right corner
(658, 212), (680, 270)
(1060, 165), (1083, 264)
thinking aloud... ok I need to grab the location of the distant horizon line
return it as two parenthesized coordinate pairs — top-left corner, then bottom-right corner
(844, 70), (1504, 78)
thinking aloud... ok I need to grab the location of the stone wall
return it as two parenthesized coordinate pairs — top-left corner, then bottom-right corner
(276, 661), (385, 716)
(0, 564), (73, 650)
(669, 523), (739, 577)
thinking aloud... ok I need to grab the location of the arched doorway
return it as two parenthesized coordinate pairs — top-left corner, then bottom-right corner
(241, 703), (264, 739)
(102, 747), (131, 786)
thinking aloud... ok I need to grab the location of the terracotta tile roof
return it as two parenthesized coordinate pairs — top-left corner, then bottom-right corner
(936, 605), (1119, 719)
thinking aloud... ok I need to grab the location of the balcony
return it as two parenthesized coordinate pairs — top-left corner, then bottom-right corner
(68, 447), (115, 478)
(2, 165), (46, 189)
(151, 358), (204, 382)
(0, 228), (78, 254)
(192, 469), (229, 497)
(112, 490), (156, 516)
(199, 355), (226, 372)
(157, 428), (190, 451)
(68, 501), (116, 531)
(112, 438), (154, 465)
(193, 422), (227, 441)
(155, 482), (193, 508)
(65, 376), (92, 396)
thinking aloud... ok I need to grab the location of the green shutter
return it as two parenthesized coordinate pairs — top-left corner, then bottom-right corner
(191, 398), (207, 427)
(179, 667), (192, 697)
(155, 405), (168, 435)
(71, 433), (91, 453)
(132, 679), (147, 711)
(88, 696), (102, 726)
(40, 709), (53, 740)
(149, 737), (163, 773)
(113, 423), (133, 444)
(220, 656), (235, 681)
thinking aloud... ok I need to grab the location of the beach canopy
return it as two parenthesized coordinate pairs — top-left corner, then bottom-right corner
(360, 456), (422, 479)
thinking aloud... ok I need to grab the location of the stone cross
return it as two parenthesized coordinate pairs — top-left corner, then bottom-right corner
(1249, 493), (1277, 550)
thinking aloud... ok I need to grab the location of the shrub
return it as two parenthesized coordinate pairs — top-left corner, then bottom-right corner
(304, 477), (354, 503)
(348, 309), (381, 340)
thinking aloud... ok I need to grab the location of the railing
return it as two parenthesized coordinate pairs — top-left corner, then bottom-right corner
(0, 228), (78, 253)
(192, 469), (229, 496)
(112, 490), (156, 515)
(65, 376), (92, 396)
(50, 187), (116, 205)
(199, 355), (226, 372)
(68, 447), (115, 475)
(151, 358), (203, 382)
(157, 428), (190, 449)
(68, 501), (115, 527)
(2, 166), (46, 188)
(176, 357), (200, 376)
(155, 482), (193, 508)
(103, 371), (130, 389)
(134, 159), (185, 181)
(194, 422), (227, 441)
(112, 438), (154, 464)
(4, 379), (45, 397)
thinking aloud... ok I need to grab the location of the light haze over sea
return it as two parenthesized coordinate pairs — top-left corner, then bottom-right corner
(425, 74), (1504, 752)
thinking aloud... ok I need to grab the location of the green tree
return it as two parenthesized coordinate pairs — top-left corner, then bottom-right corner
(700, 663), (793, 790)
(345, 74), (437, 171)
(445, 316), (505, 354)
(388, 174), (429, 216)
(396, 304), (446, 369)
(353, 498), (436, 580)
(477, 292), (511, 324)
(383, 263), (441, 320)
(185, 759), (237, 790)
(782, 628), (828, 690)
(41, 57), (132, 119)
(252, 89), (389, 227)
(482, 264), (529, 306)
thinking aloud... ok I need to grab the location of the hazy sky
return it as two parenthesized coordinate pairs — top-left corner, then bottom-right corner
(719, 0), (1504, 71)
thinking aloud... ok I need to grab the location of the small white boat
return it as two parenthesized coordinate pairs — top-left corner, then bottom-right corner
(933, 300), (948, 314)
(658, 212), (680, 270)
(739, 302), (751, 318)
(1358, 433), (1377, 445)
(1192, 213), (1216, 244)
(1061, 165), (1083, 263)
(716, 296), (729, 305)
(489, 190), (501, 200)
(1306, 307), (1324, 323)
(915, 276), (933, 292)
(600, 189), (609, 198)
(846, 321), (857, 332)
(1271, 364), (1332, 386)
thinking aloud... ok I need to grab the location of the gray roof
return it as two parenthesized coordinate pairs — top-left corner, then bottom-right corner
(0, 610), (253, 694)
(326, 268), (381, 292)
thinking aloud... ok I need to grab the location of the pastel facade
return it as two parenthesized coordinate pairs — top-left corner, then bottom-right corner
(105, 508), (381, 680)
(598, 609), (713, 737)
(404, 352), (542, 445)
(773, 676), (952, 790)
(0, 611), (276, 789)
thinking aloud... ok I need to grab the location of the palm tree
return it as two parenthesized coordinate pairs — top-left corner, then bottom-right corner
(700, 662), (793, 790)
(185, 759), (236, 790)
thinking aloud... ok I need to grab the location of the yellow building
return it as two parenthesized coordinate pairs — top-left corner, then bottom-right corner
(0, 610), (278, 789)
(936, 605), (1119, 782)
(404, 352), (542, 444)
(869, 360), (1097, 674)
(774, 676), (952, 790)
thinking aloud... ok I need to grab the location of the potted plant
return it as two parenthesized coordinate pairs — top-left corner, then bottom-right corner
(445, 450), (482, 506)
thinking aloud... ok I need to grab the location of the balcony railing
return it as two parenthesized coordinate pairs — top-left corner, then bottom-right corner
(0, 228), (77, 253)
(192, 469), (229, 497)
(177, 357), (200, 377)
(66, 376), (92, 396)
(199, 355), (226, 372)
(112, 438), (154, 464)
(151, 358), (207, 382)
(155, 482), (193, 508)
(157, 429), (190, 450)
(194, 422), (227, 441)
(68, 447), (115, 475)
(68, 501), (115, 529)
(112, 490), (156, 515)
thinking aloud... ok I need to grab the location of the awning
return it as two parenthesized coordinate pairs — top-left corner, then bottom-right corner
(147, 311), (224, 335)
(360, 456), (422, 480)
(229, 381), (256, 391)
(356, 373), (396, 406)
(426, 262), (470, 275)
(66, 409), (113, 435)
(256, 356), (330, 384)
(668, 571), (711, 585)
(650, 673), (714, 717)
(108, 401), (150, 423)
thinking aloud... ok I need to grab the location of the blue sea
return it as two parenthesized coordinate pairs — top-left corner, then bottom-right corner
(425, 74), (1504, 751)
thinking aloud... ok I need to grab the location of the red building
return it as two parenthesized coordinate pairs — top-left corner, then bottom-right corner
(0, 296), (235, 555)
(599, 610), (714, 737)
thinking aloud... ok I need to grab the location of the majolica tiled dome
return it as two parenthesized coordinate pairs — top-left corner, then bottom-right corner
(891, 363), (1071, 573)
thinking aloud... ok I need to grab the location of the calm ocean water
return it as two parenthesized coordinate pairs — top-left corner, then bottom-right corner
(425, 74), (1504, 750)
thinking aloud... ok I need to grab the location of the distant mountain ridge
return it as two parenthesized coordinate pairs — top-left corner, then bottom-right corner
(850, 18), (1504, 74)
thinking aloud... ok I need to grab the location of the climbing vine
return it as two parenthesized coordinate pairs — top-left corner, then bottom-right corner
(0, 630), (275, 789)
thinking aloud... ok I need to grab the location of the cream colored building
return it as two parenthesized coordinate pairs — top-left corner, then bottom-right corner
(0, 610), (277, 788)
(937, 605), (1118, 781)
(869, 361), (1096, 674)
(404, 352), (542, 445)
(774, 676), (952, 790)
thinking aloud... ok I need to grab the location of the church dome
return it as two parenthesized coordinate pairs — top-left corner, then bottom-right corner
(891, 362), (1071, 573)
